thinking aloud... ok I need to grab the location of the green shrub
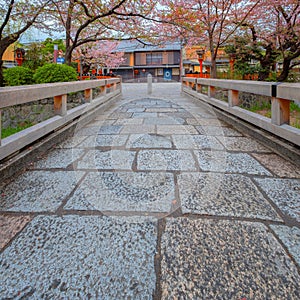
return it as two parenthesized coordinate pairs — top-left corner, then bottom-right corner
(33, 64), (78, 83)
(3, 66), (35, 86)
(1, 122), (33, 138)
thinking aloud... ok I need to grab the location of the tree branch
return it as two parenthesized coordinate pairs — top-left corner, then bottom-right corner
(0, 0), (15, 37)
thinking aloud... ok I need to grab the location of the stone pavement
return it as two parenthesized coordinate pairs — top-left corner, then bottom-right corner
(0, 82), (300, 299)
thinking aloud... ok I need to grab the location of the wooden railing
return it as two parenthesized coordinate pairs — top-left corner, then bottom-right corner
(182, 77), (300, 146)
(185, 74), (210, 79)
(0, 78), (121, 161)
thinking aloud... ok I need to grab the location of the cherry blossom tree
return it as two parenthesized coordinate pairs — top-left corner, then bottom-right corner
(269, 1), (300, 81)
(0, 0), (53, 85)
(158, 0), (262, 78)
(50, 0), (159, 65)
(73, 40), (125, 71)
(229, 0), (300, 81)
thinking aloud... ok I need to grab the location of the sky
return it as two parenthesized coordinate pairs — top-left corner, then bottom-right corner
(19, 27), (64, 44)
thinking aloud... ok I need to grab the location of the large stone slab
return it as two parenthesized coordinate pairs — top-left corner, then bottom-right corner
(120, 125), (156, 134)
(270, 225), (300, 266)
(126, 134), (172, 149)
(145, 108), (179, 113)
(138, 150), (197, 171)
(54, 136), (87, 149)
(34, 149), (85, 169)
(195, 150), (272, 175)
(102, 112), (133, 119)
(0, 215), (32, 249)
(157, 125), (198, 135)
(65, 171), (175, 212)
(186, 118), (228, 126)
(178, 173), (281, 220)
(161, 218), (300, 299)
(76, 125), (122, 136)
(77, 150), (135, 170)
(254, 178), (300, 222)
(143, 116), (185, 125)
(252, 153), (300, 178)
(114, 118), (144, 125)
(132, 112), (158, 118)
(76, 134), (129, 148)
(0, 171), (84, 212)
(0, 215), (157, 299)
(172, 134), (224, 150)
(196, 125), (243, 136)
(217, 136), (270, 152)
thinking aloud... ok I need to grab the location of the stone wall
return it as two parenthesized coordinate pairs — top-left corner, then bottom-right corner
(239, 92), (271, 109)
(2, 91), (86, 129)
(213, 88), (271, 108)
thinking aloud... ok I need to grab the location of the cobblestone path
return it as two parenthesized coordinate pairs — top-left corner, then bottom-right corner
(1, 83), (300, 299)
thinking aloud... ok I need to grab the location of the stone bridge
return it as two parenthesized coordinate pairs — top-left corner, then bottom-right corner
(0, 80), (299, 299)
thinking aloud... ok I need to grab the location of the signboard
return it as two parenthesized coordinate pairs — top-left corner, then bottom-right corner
(164, 68), (172, 80)
(56, 57), (65, 64)
(157, 68), (164, 76)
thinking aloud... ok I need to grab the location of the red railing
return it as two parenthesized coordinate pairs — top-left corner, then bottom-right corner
(185, 74), (210, 78)
(77, 75), (116, 80)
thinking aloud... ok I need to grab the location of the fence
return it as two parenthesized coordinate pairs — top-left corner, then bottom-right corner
(182, 77), (300, 146)
(0, 78), (121, 161)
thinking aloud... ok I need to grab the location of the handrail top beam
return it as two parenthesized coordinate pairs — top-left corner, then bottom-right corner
(182, 77), (300, 101)
(0, 79), (114, 109)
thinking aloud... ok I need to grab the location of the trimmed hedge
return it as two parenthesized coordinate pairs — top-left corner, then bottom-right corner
(33, 63), (78, 83)
(3, 66), (35, 86)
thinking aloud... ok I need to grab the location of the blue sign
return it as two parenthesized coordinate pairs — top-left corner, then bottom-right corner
(56, 57), (65, 64)
(164, 68), (172, 80)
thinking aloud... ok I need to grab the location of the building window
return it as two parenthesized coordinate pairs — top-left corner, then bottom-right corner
(120, 53), (131, 66)
(146, 52), (163, 65)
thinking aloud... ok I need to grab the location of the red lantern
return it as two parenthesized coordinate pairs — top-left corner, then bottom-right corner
(15, 48), (25, 66)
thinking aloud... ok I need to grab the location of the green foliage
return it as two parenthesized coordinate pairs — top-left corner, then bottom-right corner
(42, 38), (66, 56)
(286, 72), (300, 83)
(291, 101), (300, 112)
(247, 100), (271, 113)
(3, 67), (35, 86)
(293, 120), (300, 129)
(264, 72), (277, 82)
(22, 38), (66, 71)
(1, 122), (33, 138)
(21, 42), (44, 70)
(33, 64), (78, 83)
(227, 34), (280, 81)
(234, 62), (256, 76)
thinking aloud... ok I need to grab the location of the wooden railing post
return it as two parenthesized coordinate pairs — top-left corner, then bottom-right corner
(271, 97), (290, 125)
(84, 88), (92, 103)
(54, 94), (67, 116)
(208, 86), (216, 98)
(196, 83), (202, 93)
(228, 89), (239, 107)
(100, 85), (106, 96)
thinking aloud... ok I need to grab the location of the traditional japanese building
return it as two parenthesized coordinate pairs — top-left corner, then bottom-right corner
(2, 44), (17, 68)
(183, 46), (229, 76)
(114, 40), (181, 82)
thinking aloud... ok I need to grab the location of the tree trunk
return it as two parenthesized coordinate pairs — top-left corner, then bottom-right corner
(64, 0), (75, 66)
(258, 65), (270, 81)
(0, 60), (4, 87)
(277, 59), (291, 82)
(210, 58), (217, 78)
(257, 44), (275, 81)
(65, 47), (73, 65)
(0, 38), (15, 86)
(209, 39), (217, 79)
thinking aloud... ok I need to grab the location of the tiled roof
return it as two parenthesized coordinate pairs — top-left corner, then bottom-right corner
(115, 40), (181, 52)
